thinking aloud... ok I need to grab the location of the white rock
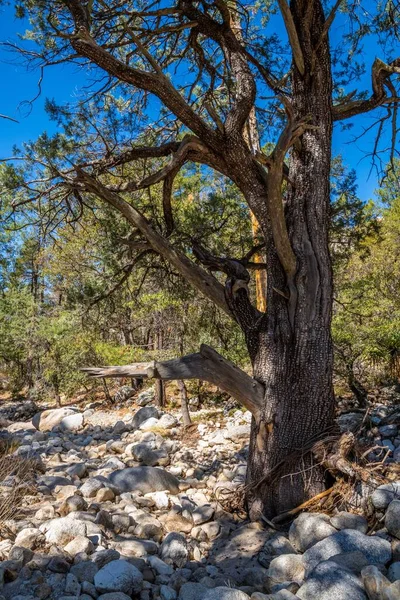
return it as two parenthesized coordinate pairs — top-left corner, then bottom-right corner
(145, 491), (169, 509)
(14, 527), (43, 549)
(32, 407), (78, 431)
(140, 417), (159, 431)
(40, 516), (87, 545)
(94, 559), (143, 594)
(64, 535), (94, 556)
(61, 413), (84, 431)
(157, 414), (178, 429)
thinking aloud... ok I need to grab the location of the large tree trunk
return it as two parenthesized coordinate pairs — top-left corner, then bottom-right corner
(245, 1), (336, 519)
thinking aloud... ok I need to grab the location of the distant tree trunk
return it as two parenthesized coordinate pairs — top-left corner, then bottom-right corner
(131, 377), (143, 391)
(102, 377), (112, 403)
(54, 382), (61, 407)
(26, 356), (34, 390)
(177, 379), (191, 426)
(347, 362), (368, 407)
(154, 379), (165, 408)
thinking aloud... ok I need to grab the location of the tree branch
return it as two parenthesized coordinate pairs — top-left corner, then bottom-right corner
(110, 135), (205, 192)
(93, 141), (181, 174)
(82, 343), (265, 416)
(72, 168), (232, 317)
(333, 57), (400, 121)
(264, 98), (315, 279)
(277, 0), (305, 76)
(68, 25), (220, 147)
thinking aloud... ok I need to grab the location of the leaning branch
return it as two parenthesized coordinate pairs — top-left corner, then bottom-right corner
(73, 169), (232, 317)
(277, 0), (305, 76)
(82, 344), (264, 416)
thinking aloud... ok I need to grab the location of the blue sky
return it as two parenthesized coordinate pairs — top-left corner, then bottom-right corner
(0, 2), (394, 202)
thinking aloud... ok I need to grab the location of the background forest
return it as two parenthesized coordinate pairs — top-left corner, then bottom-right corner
(1, 153), (399, 405)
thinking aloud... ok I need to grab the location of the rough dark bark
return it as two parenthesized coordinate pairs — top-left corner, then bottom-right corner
(244, 0), (336, 519)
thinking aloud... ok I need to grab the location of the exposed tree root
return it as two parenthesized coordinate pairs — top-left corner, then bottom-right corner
(244, 421), (399, 524)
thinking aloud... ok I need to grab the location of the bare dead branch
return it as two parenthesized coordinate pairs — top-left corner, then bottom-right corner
(333, 57), (400, 121)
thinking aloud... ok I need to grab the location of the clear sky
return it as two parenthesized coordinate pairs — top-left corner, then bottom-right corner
(0, 2), (393, 202)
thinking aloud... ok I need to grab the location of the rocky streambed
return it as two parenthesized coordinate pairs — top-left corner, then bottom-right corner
(0, 389), (399, 600)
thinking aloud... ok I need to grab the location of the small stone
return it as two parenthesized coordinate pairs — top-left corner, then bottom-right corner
(330, 512), (368, 533)
(165, 508), (193, 534)
(329, 550), (370, 574)
(65, 573), (81, 596)
(134, 514), (163, 539)
(40, 516), (87, 546)
(136, 390), (154, 407)
(113, 538), (158, 558)
(371, 482), (400, 510)
(289, 513), (336, 552)
(178, 582), (208, 600)
(267, 554), (305, 584)
(202, 588), (250, 599)
(64, 536), (94, 556)
(382, 439), (395, 452)
(71, 560), (99, 583)
(297, 560), (367, 600)
(386, 500), (400, 539)
(56, 484), (79, 500)
(131, 407), (159, 429)
(144, 491), (169, 509)
(387, 561), (400, 582)
(92, 549), (120, 569)
(147, 555), (174, 576)
(61, 413), (84, 431)
(48, 556), (71, 573)
(98, 594), (132, 600)
(379, 425), (398, 437)
(192, 505), (214, 525)
(34, 505), (55, 521)
(96, 487), (115, 502)
(66, 462), (87, 478)
(302, 529), (392, 576)
(8, 547), (33, 564)
(108, 466), (179, 495)
(160, 584), (178, 600)
(80, 478), (105, 498)
(157, 414), (178, 429)
(112, 513), (132, 533)
(14, 528), (43, 549)
(94, 559), (143, 594)
(201, 521), (220, 540)
(224, 425), (251, 442)
(160, 532), (188, 568)
(59, 494), (88, 516)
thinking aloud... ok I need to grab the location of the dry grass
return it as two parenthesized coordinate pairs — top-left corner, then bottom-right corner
(144, 426), (173, 437)
(191, 409), (223, 423)
(0, 441), (43, 536)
